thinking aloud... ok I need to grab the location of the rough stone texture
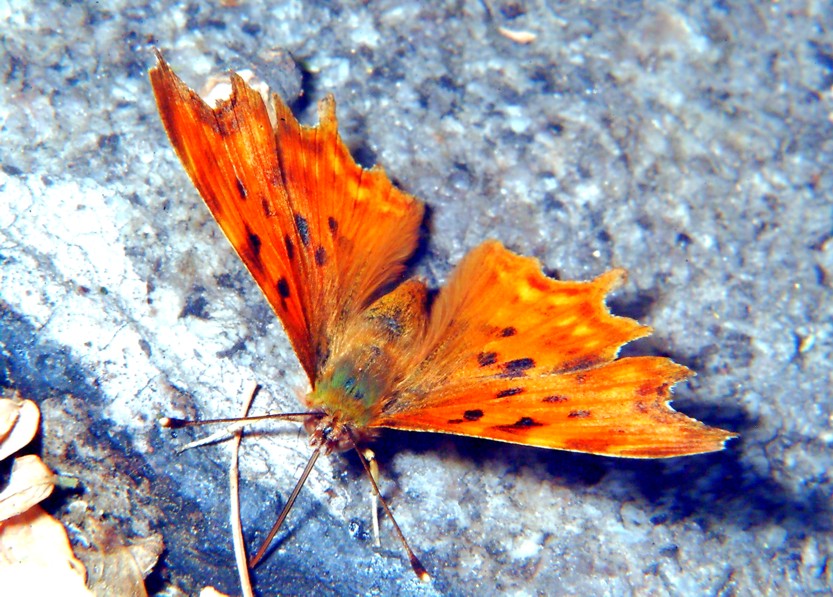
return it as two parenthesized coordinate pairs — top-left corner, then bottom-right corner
(2, 1), (831, 595)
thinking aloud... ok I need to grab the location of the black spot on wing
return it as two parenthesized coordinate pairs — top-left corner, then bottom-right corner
(513, 417), (542, 427)
(277, 277), (291, 299)
(496, 387), (524, 398)
(557, 356), (602, 374)
(284, 234), (295, 260)
(463, 409), (484, 421)
(477, 351), (498, 367)
(568, 410), (591, 418)
(500, 357), (535, 377)
(500, 326), (517, 337)
(261, 196), (273, 218)
(494, 416), (544, 432)
(315, 246), (327, 266)
(542, 395), (569, 403)
(294, 213), (310, 246)
(243, 226), (264, 273)
(235, 177), (247, 199)
(328, 216), (338, 235)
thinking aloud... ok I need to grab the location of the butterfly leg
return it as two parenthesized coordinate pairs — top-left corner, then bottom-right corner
(363, 448), (381, 547)
(350, 433), (429, 580)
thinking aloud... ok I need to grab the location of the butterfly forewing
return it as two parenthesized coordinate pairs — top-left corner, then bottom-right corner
(150, 54), (423, 383)
(269, 93), (424, 374)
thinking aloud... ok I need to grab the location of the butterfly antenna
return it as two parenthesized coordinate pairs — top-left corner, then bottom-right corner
(159, 412), (316, 429)
(348, 432), (430, 582)
(248, 445), (323, 568)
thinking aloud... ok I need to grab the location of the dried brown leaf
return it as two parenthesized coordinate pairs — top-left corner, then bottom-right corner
(77, 517), (164, 597)
(0, 398), (40, 461)
(0, 454), (55, 521)
(0, 505), (92, 596)
(0, 398), (19, 441)
(85, 545), (148, 597)
(128, 533), (165, 578)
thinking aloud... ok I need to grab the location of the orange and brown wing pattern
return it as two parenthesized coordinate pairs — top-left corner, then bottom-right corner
(375, 241), (735, 457)
(268, 93), (424, 366)
(150, 54), (423, 381)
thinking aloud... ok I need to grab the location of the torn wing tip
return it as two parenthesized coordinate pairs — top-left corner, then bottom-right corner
(318, 93), (338, 125)
(598, 267), (627, 292)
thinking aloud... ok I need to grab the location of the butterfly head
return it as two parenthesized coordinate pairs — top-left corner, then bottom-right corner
(304, 413), (377, 454)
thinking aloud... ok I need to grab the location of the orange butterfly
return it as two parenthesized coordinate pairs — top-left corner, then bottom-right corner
(150, 52), (735, 579)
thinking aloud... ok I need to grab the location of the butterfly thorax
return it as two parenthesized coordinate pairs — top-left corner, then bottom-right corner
(304, 342), (397, 445)
(303, 355), (389, 453)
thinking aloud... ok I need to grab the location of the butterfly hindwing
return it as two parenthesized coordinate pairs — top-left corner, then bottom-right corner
(376, 242), (735, 457)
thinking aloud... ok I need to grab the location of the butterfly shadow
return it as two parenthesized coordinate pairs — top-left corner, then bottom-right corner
(232, 435), (432, 594)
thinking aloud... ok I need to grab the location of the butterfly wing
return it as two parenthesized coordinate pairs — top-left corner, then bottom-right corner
(374, 241), (735, 457)
(150, 55), (424, 382)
